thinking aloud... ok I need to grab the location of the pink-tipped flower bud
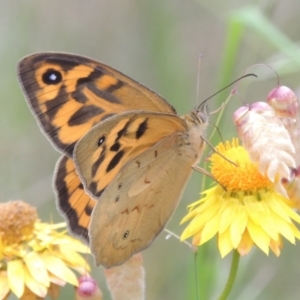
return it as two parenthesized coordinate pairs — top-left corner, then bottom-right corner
(76, 276), (102, 300)
(267, 85), (299, 119)
(267, 86), (300, 166)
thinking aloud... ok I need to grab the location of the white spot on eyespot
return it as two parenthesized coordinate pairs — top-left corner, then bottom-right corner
(49, 73), (57, 81)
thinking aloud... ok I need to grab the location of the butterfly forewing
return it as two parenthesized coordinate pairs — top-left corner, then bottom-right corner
(89, 133), (196, 268)
(18, 53), (176, 156)
(74, 111), (188, 200)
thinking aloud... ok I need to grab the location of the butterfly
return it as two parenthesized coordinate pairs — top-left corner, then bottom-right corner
(18, 52), (209, 268)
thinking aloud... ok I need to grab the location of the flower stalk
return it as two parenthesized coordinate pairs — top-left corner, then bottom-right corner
(218, 250), (240, 300)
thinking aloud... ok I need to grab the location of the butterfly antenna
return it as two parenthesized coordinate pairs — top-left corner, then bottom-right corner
(197, 73), (257, 109)
(196, 54), (203, 107)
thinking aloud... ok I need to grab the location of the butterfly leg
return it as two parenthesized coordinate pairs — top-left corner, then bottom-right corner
(201, 136), (237, 167)
(192, 165), (227, 191)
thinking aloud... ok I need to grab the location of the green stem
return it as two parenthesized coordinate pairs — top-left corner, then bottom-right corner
(218, 250), (240, 300)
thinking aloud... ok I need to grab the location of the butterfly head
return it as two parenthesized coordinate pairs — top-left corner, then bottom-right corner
(195, 100), (209, 124)
(187, 99), (209, 127)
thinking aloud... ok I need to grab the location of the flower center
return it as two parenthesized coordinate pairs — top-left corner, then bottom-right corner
(210, 138), (272, 191)
(0, 201), (38, 244)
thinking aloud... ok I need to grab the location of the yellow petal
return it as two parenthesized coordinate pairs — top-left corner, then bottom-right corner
(289, 222), (300, 240)
(278, 199), (300, 224)
(188, 202), (219, 236)
(270, 213), (295, 244)
(180, 227), (194, 241)
(48, 272), (66, 286)
(24, 251), (49, 287)
(200, 214), (220, 245)
(230, 206), (248, 248)
(0, 271), (10, 300)
(181, 190), (217, 224)
(269, 238), (282, 257)
(237, 230), (254, 256)
(191, 231), (202, 245)
(218, 229), (233, 257)
(247, 219), (270, 255)
(219, 198), (239, 234)
(267, 195), (293, 222)
(7, 259), (25, 298)
(40, 251), (78, 286)
(52, 237), (89, 253)
(244, 196), (280, 241)
(256, 207), (279, 241)
(244, 195), (266, 224)
(180, 196), (218, 226)
(24, 265), (47, 298)
(55, 245), (88, 269)
(20, 286), (41, 300)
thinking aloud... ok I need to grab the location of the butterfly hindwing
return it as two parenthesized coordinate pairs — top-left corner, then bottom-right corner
(74, 111), (188, 200)
(89, 133), (196, 268)
(55, 155), (96, 242)
(18, 52), (177, 156)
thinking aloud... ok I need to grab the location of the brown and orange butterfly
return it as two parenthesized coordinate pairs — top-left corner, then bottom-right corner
(18, 53), (208, 268)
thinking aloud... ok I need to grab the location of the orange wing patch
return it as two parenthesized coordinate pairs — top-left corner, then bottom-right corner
(18, 53), (177, 156)
(55, 155), (96, 242)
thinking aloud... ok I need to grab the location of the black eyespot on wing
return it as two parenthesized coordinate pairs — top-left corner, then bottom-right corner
(97, 135), (106, 146)
(42, 69), (62, 85)
(136, 118), (148, 139)
(123, 230), (129, 239)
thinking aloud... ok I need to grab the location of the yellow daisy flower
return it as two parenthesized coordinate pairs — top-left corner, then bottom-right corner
(181, 138), (300, 257)
(0, 200), (91, 300)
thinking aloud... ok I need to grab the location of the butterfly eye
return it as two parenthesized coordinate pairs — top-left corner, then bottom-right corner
(123, 231), (129, 239)
(118, 183), (123, 190)
(97, 135), (106, 146)
(42, 69), (62, 85)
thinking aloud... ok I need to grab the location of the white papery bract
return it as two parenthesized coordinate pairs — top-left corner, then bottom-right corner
(233, 102), (295, 195)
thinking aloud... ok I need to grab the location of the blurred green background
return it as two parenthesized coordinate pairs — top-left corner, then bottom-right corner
(1, 1), (300, 299)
